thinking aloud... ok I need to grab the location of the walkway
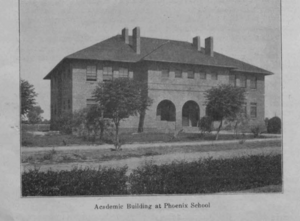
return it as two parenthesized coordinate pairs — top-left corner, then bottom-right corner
(22, 137), (281, 153)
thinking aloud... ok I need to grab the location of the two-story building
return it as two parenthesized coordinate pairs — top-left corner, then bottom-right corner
(44, 27), (272, 131)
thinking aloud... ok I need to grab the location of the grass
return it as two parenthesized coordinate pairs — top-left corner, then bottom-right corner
(22, 140), (281, 164)
(21, 129), (273, 147)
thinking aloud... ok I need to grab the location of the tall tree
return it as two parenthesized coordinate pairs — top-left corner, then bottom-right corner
(21, 79), (37, 116)
(137, 81), (153, 133)
(205, 84), (245, 140)
(93, 78), (146, 150)
(27, 105), (44, 124)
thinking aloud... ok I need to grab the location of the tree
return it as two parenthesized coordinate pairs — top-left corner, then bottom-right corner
(21, 79), (37, 116)
(137, 81), (153, 133)
(27, 105), (44, 124)
(204, 84), (245, 140)
(93, 78), (145, 150)
(267, 116), (281, 134)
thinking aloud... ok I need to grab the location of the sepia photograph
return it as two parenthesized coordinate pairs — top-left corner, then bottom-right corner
(20, 0), (282, 197)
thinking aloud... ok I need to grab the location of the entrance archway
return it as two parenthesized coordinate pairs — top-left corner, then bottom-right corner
(156, 100), (176, 121)
(182, 101), (200, 127)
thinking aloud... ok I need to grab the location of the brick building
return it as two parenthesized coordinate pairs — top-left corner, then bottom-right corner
(44, 27), (272, 131)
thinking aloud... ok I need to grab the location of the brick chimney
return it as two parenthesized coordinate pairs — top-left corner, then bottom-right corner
(132, 27), (140, 54)
(122, 28), (129, 44)
(193, 36), (201, 51)
(205, 37), (214, 57)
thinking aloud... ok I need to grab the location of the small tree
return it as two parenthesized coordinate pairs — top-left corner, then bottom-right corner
(204, 84), (246, 140)
(27, 106), (44, 124)
(199, 116), (213, 135)
(93, 78), (143, 150)
(21, 79), (37, 116)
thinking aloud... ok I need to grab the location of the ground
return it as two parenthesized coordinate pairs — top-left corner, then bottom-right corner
(21, 130), (282, 193)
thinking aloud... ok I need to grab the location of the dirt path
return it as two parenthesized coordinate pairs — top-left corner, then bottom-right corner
(22, 146), (281, 174)
(22, 137), (281, 152)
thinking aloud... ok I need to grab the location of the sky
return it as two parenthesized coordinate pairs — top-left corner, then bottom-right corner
(20, 0), (281, 120)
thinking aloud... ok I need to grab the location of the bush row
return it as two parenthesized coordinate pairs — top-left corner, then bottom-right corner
(22, 166), (128, 196)
(22, 155), (281, 196)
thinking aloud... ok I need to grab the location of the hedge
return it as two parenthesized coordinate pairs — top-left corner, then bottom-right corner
(22, 155), (281, 196)
(22, 166), (128, 196)
(128, 155), (282, 194)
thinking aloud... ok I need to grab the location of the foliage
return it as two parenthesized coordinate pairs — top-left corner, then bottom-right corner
(226, 112), (250, 136)
(51, 111), (73, 134)
(128, 155), (282, 194)
(137, 81), (153, 133)
(21, 79), (37, 116)
(22, 166), (128, 196)
(204, 84), (246, 140)
(267, 116), (281, 134)
(22, 155), (281, 195)
(249, 120), (267, 138)
(27, 106), (44, 124)
(93, 78), (146, 149)
(199, 116), (213, 134)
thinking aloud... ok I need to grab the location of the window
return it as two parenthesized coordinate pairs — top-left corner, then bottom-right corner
(229, 75), (236, 86)
(161, 70), (169, 78)
(119, 68), (129, 78)
(200, 72), (207, 80)
(86, 65), (97, 81)
(103, 67), (113, 81)
(250, 77), (257, 89)
(187, 71), (194, 79)
(68, 99), (71, 109)
(250, 103), (257, 118)
(242, 103), (247, 116)
(240, 75), (246, 88)
(175, 70), (182, 78)
(211, 72), (218, 80)
(86, 99), (97, 108)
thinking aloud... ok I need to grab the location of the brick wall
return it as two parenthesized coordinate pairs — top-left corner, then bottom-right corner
(50, 59), (265, 131)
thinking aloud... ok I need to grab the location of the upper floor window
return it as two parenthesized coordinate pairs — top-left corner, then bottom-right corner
(161, 70), (169, 78)
(200, 72), (207, 80)
(86, 65), (97, 81)
(211, 72), (218, 80)
(103, 67), (113, 81)
(187, 71), (194, 79)
(175, 70), (182, 78)
(229, 74), (236, 86)
(119, 68), (129, 78)
(250, 77), (257, 89)
(240, 75), (246, 88)
(250, 103), (257, 118)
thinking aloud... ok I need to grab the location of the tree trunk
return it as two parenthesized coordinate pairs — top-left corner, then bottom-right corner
(115, 123), (119, 150)
(138, 110), (145, 133)
(216, 119), (223, 140)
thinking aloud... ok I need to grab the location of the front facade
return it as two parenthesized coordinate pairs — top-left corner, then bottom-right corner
(44, 27), (272, 131)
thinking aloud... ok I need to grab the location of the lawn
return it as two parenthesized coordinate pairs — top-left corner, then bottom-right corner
(21, 130), (273, 147)
(22, 140), (281, 164)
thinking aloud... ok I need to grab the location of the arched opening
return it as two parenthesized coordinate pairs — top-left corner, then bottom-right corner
(156, 100), (176, 122)
(182, 101), (200, 127)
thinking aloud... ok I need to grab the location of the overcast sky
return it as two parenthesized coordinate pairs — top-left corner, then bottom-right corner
(20, 0), (281, 120)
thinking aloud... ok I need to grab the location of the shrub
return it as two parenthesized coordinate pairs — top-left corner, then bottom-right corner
(22, 166), (128, 196)
(267, 116), (281, 134)
(199, 116), (213, 134)
(51, 111), (73, 134)
(249, 120), (266, 138)
(128, 155), (281, 194)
